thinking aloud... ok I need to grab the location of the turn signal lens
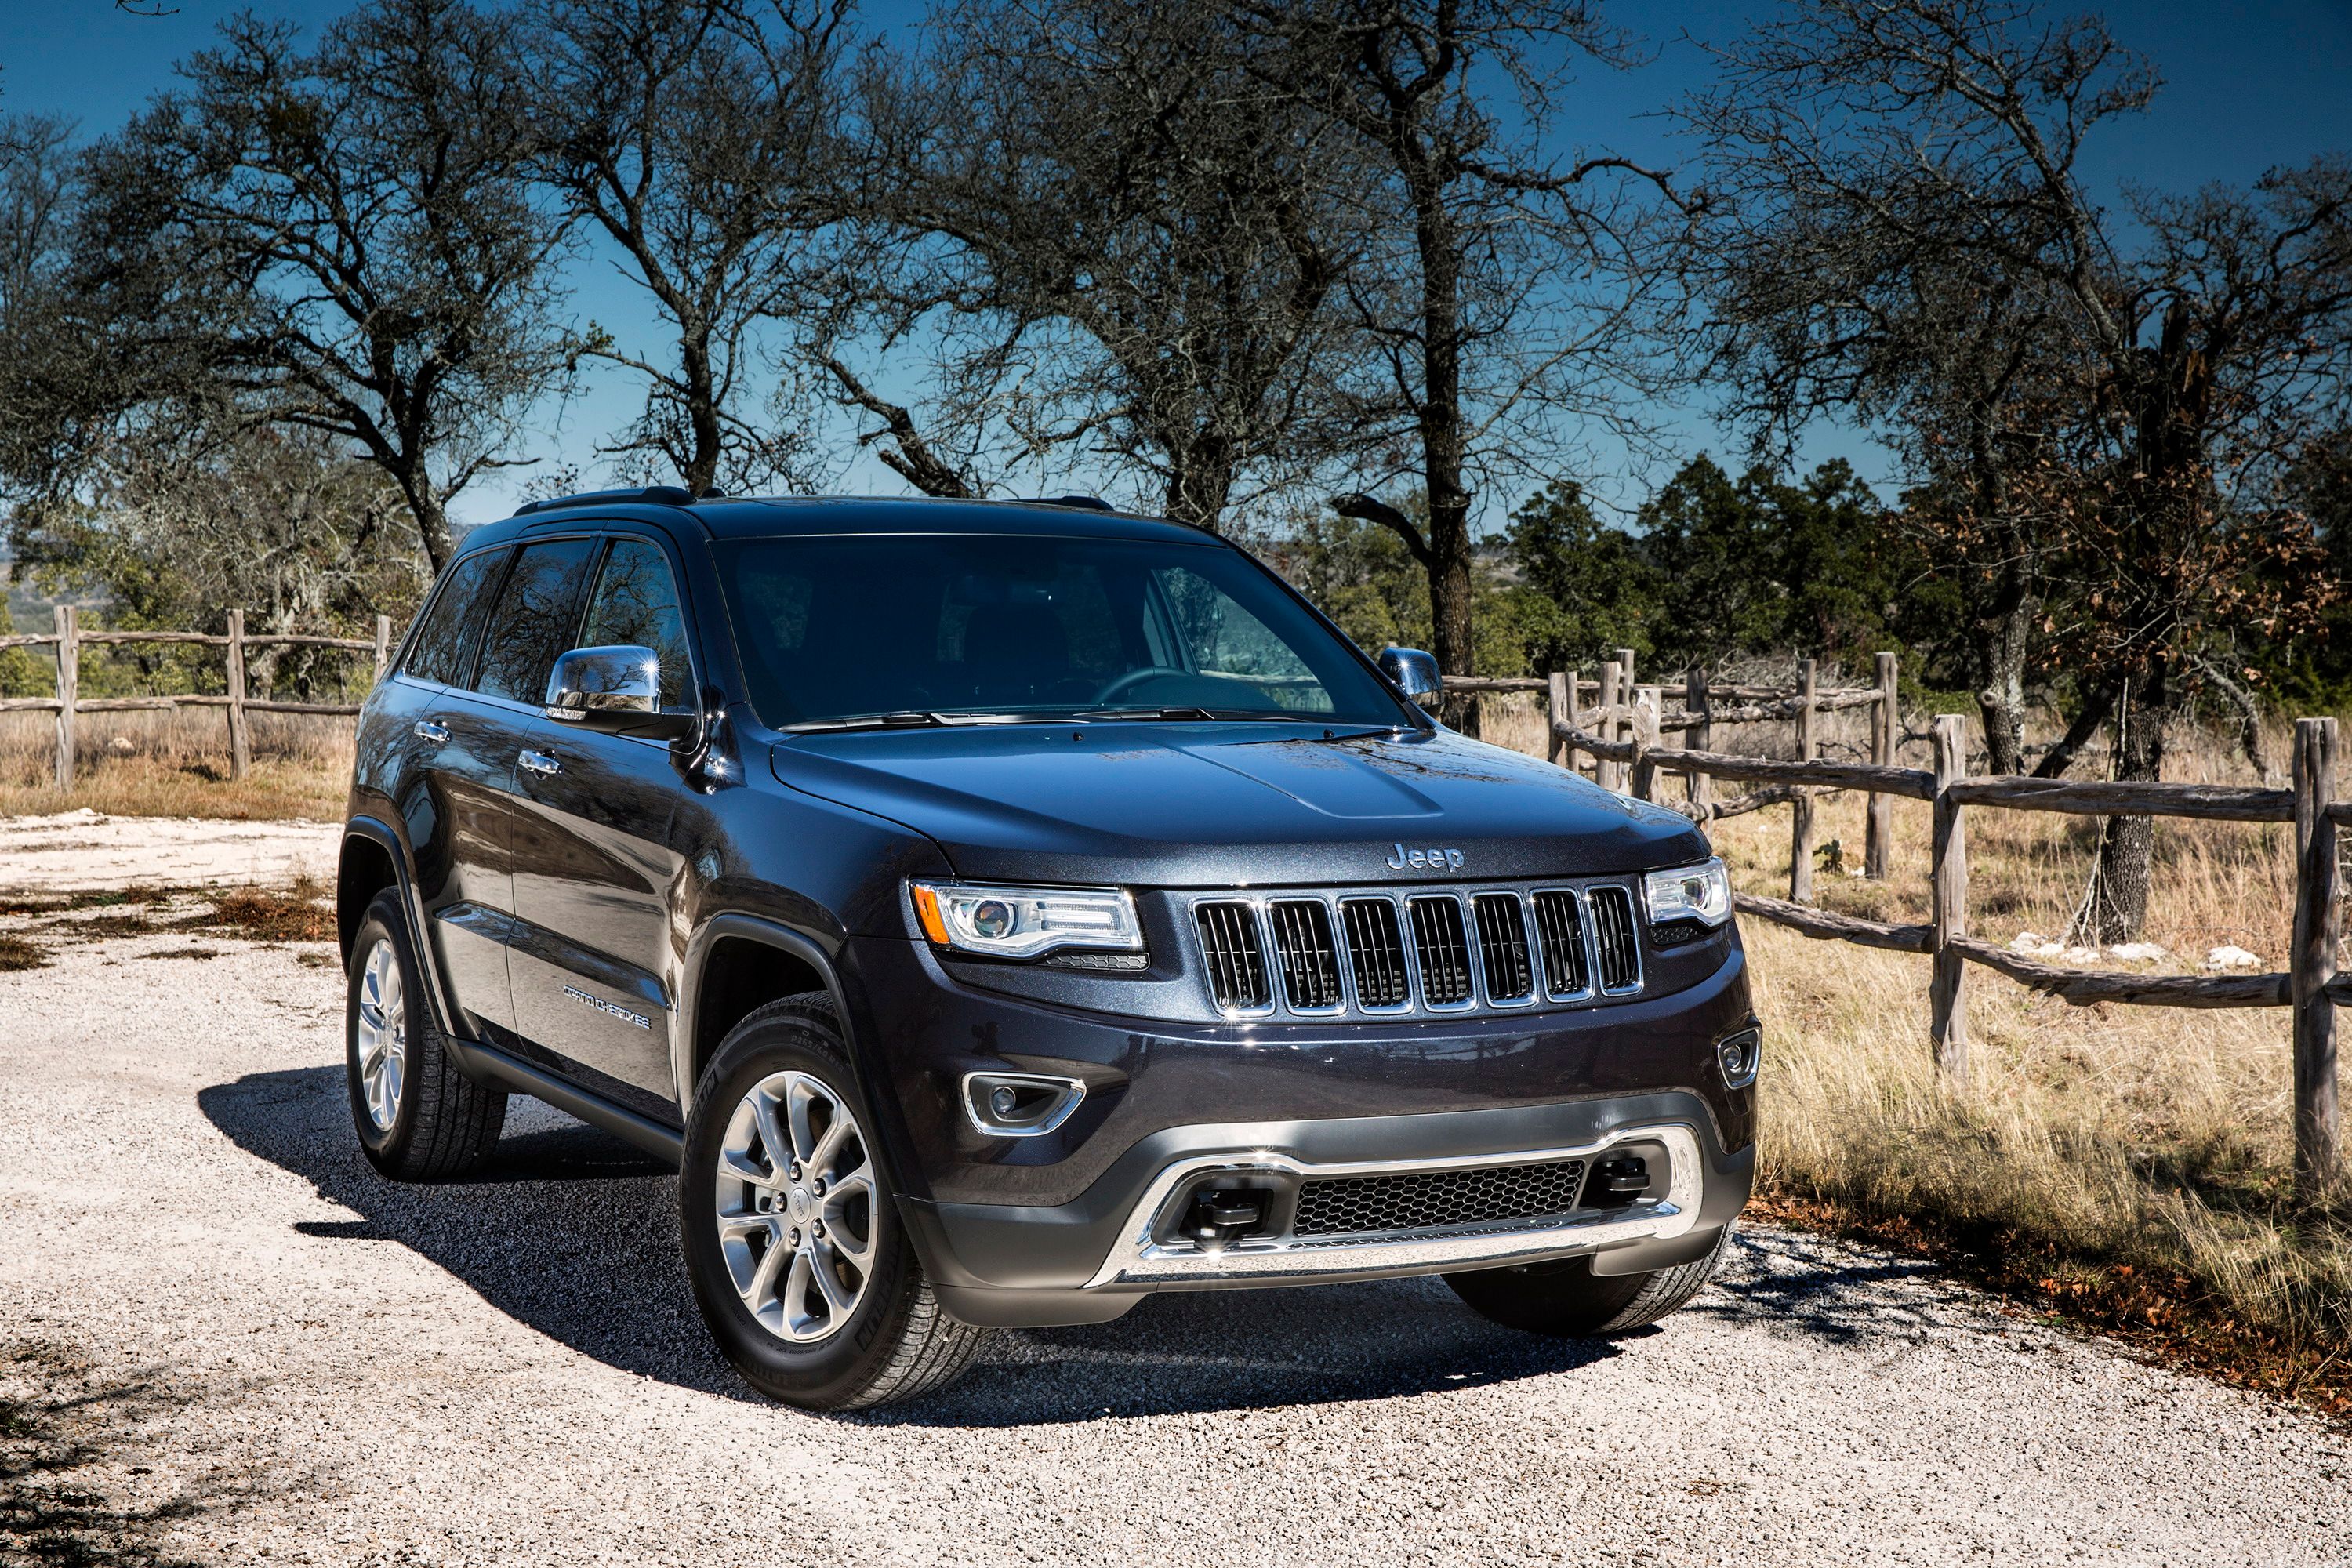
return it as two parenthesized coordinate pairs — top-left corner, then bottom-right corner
(907, 880), (1142, 960)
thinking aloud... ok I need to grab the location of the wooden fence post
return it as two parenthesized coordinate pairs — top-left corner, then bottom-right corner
(2292, 717), (2339, 1198)
(1595, 658), (1622, 793)
(1930, 713), (1969, 1083)
(1686, 667), (1712, 815)
(52, 604), (76, 792)
(1614, 649), (1635, 793)
(1564, 669), (1584, 777)
(225, 608), (251, 782)
(1867, 652), (1897, 880)
(1791, 658), (1817, 902)
(372, 613), (393, 684)
(1632, 686), (1660, 801)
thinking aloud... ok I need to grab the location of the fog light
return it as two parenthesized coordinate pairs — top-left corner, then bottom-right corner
(1717, 1026), (1762, 1090)
(961, 1072), (1086, 1137)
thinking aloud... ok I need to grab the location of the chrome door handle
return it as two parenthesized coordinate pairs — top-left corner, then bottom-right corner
(412, 720), (451, 742)
(517, 750), (563, 776)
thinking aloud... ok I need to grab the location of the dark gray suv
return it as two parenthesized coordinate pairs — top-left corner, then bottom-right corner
(336, 489), (1759, 1410)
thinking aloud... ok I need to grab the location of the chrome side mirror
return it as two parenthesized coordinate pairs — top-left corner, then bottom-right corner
(545, 645), (695, 742)
(1377, 645), (1444, 709)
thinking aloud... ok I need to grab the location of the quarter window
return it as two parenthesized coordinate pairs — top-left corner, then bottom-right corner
(579, 539), (692, 710)
(403, 547), (510, 687)
(473, 538), (597, 705)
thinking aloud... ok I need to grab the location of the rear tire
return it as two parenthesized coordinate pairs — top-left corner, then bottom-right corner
(1444, 1225), (1735, 1337)
(678, 993), (993, 1410)
(345, 888), (506, 1181)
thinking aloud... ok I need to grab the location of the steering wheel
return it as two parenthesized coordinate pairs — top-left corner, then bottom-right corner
(1093, 666), (1193, 704)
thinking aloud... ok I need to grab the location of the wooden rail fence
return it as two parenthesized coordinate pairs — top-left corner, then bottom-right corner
(1451, 651), (2342, 1196)
(0, 606), (394, 788)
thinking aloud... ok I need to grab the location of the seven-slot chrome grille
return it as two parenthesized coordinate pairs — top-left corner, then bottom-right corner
(1192, 883), (1646, 1018)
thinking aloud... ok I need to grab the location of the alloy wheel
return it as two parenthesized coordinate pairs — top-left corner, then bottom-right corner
(354, 938), (407, 1131)
(714, 1070), (879, 1344)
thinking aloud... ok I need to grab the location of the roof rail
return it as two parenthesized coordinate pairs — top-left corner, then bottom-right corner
(1022, 494), (1116, 513)
(511, 485), (695, 518)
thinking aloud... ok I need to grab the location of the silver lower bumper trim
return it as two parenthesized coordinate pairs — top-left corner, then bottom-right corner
(1081, 1122), (1704, 1289)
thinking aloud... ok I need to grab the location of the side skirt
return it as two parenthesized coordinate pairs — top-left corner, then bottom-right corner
(447, 1033), (684, 1167)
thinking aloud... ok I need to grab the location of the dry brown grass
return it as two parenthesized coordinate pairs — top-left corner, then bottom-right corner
(1478, 688), (2352, 1414)
(0, 707), (351, 820)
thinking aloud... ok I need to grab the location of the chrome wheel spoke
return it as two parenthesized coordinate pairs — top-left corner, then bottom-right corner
(719, 1148), (778, 1191)
(804, 1112), (854, 1180)
(352, 939), (405, 1132)
(717, 1210), (779, 1240)
(750, 1092), (791, 1178)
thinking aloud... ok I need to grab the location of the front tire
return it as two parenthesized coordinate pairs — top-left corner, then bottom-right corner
(1444, 1225), (1735, 1337)
(344, 888), (506, 1181)
(679, 994), (992, 1410)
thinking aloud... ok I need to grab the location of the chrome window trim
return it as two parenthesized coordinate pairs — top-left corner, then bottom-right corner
(1082, 1121), (1704, 1289)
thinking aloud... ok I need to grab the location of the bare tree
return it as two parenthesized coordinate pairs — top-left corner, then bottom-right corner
(1234, 0), (1690, 729)
(1688, 0), (2352, 938)
(68, 0), (572, 572)
(535, 0), (855, 496)
(849, 0), (1367, 529)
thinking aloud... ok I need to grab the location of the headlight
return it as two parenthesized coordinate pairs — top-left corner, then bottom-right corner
(909, 880), (1142, 959)
(1642, 858), (1732, 929)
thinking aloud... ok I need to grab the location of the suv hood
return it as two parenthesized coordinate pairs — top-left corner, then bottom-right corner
(767, 721), (1709, 887)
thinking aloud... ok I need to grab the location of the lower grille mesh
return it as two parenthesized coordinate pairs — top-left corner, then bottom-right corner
(1292, 1159), (1591, 1237)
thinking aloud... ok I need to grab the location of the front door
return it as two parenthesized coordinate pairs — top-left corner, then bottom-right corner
(507, 535), (696, 1112)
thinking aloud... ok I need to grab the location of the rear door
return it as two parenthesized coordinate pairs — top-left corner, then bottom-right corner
(441, 534), (601, 1037)
(375, 544), (520, 1035)
(507, 532), (698, 1112)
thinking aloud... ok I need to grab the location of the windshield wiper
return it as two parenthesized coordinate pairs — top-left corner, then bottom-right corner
(782, 710), (951, 732)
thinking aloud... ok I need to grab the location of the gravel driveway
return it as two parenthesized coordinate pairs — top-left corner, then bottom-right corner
(3, 929), (2347, 1567)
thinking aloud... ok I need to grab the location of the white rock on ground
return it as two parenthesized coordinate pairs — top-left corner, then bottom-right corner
(2, 931), (2347, 1566)
(2206, 944), (2263, 970)
(0, 808), (343, 895)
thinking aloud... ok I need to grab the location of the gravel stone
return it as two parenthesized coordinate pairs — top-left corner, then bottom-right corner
(3, 932), (2347, 1566)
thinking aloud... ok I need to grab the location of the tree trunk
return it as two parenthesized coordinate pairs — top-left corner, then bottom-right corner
(1973, 543), (2034, 775)
(408, 485), (455, 576)
(1411, 173), (1479, 736)
(681, 334), (721, 496)
(2083, 659), (2169, 944)
(1165, 437), (1235, 534)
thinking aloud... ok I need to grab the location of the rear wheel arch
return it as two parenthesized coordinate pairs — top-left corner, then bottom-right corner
(337, 829), (399, 963)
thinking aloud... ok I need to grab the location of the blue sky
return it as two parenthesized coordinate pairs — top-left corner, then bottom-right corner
(7, 0), (2352, 529)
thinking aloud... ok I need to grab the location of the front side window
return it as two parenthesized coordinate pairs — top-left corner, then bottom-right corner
(404, 546), (511, 686)
(717, 532), (1407, 728)
(579, 539), (692, 710)
(473, 538), (597, 705)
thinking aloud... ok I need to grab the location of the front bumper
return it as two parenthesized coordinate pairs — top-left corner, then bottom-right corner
(900, 1090), (1755, 1327)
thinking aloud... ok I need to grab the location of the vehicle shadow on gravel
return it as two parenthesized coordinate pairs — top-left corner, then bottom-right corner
(203, 1065), (1853, 1424)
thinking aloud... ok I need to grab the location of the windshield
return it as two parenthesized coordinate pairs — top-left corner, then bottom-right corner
(716, 532), (1410, 729)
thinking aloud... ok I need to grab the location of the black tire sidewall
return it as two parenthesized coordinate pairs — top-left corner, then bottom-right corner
(678, 1005), (921, 1410)
(344, 890), (426, 1172)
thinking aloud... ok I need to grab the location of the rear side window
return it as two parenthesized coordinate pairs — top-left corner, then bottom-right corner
(578, 539), (692, 710)
(403, 547), (510, 686)
(473, 538), (597, 705)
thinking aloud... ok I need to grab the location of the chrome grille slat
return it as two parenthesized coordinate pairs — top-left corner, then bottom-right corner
(1195, 901), (1270, 1011)
(1407, 896), (1475, 1007)
(1472, 893), (1534, 1003)
(1269, 899), (1343, 1011)
(1189, 881), (1651, 1018)
(1341, 898), (1411, 1009)
(1588, 885), (1642, 994)
(1531, 890), (1592, 999)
